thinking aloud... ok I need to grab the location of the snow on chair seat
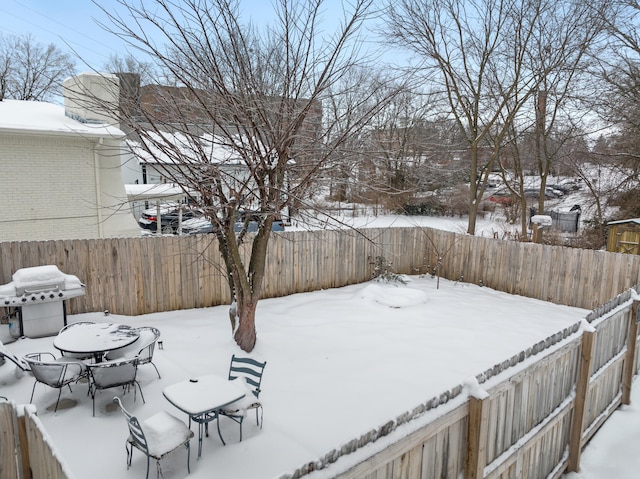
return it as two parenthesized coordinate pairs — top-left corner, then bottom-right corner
(113, 396), (193, 479)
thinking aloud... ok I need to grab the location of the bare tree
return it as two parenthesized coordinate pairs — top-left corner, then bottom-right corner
(91, 0), (400, 352)
(103, 54), (156, 86)
(0, 33), (75, 101)
(590, 1), (640, 219)
(385, 0), (550, 235)
(361, 89), (466, 212)
(524, 2), (609, 221)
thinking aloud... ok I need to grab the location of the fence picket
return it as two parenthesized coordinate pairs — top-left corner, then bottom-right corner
(1, 228), (640, 317)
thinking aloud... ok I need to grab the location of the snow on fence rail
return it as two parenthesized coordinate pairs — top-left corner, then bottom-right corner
(276, 286), (640, 479)
(1, 228), (640, 318)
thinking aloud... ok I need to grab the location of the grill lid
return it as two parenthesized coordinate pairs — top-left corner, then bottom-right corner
(1, 265), (85, 306)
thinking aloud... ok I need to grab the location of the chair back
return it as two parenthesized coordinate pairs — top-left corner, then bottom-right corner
(26, 360), (66, 387)
(228, 355), (267, 399)
(113, 396), (149, 454)
(105, 327), (160, 362)
(24, 354), (84, 387)
(89, 358), (138, 390)
(135, 327), (160, 364)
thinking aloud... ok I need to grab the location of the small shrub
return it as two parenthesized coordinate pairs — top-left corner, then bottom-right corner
(400, 198), (446, 216)
(369, 255), (407, 285)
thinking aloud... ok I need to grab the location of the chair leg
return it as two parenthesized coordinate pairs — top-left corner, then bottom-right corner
(29, 381), (38, 404)
(135, 381), (146, 404)
(186, 441), (191, 473)
(151, 361), (161, 379)
(126, 443), (132, 470)
(216, 415), (227, 446)
(54, 388), (63, 413)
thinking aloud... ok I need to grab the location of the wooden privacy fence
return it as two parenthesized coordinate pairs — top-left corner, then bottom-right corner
(277, 287), (640, 479)
(0, 402), (74, 479)
(1, 228), (640, 317)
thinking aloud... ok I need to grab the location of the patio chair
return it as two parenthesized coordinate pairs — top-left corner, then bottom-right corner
(88, 358), (144, 416)
(23, 352), (88, 413)
(105, 327), (161, 379)
(0, 340), (31, 377)
(57, 321), (97, 362)
(216, 355), (267, 445)
(113, 396), (193, 479)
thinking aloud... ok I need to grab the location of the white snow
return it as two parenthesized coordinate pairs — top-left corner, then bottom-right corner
(3, 274), (622, 479)
(0, 99), (122, 137)
(531, 214), (553, 226)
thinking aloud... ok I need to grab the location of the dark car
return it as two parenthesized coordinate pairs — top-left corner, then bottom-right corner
(138, 203), (199, 234)
(178, 212), (285, 235)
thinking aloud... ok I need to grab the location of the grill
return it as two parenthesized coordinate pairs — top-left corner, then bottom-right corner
(0, 265), (86, 338)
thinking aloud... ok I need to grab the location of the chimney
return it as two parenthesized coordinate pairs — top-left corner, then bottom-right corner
(63, 72), (120, 125)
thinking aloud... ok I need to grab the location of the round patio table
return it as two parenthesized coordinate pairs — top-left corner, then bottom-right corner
(53, 322), (139, 362)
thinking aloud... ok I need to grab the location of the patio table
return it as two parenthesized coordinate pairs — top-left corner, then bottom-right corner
(163, 374), (246, 457)
(53, 322), (139, 363)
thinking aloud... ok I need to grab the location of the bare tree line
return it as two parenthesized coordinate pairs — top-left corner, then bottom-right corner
(6, 0), (640, 349)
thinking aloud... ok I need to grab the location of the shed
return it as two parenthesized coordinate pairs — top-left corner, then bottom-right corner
(606, 218), (640, 254)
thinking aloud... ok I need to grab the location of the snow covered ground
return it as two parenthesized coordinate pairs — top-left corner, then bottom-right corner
(0, 276), (593, 479)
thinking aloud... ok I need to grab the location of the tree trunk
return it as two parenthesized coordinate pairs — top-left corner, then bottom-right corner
(467, 201), (478, 235)
(234, 298), (257, 352)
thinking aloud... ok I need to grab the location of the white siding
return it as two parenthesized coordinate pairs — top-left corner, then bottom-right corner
(0, 133), (139, 241)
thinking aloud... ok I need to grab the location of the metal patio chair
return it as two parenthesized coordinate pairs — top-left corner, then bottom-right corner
(0, 340), (31, 376)
(23, 352), (87, 412)
(113, 396), (193, 479)
(216, 354), (267, 445)
(105, 327), (161, 379)
(88, 357), (144, 416)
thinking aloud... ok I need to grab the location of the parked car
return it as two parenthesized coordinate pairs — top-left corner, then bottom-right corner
(178, 216), (215, 235)
(488, 190), (513, 205)
(523, 188), (562, 199)
(138, 203), (199, 234)
(178, 212), (285, 235)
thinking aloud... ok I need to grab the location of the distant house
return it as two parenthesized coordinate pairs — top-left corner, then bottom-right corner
(606, 218), (640, 255)
(0, 76), (140, 242)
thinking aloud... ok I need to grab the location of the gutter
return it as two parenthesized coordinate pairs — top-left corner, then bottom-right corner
(94, 138), (104, 238)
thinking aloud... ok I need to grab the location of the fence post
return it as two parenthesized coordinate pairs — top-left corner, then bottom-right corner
(622, 301), (640, 405)
(17, 408), (29, 479)
(465, 393), (490, 479)
(567, 329), (595, 472)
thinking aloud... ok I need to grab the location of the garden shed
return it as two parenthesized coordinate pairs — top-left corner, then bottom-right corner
(606, 218), (640, 254)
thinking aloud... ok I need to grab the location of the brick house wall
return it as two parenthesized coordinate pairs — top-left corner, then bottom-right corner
(0, 98), (140, 242)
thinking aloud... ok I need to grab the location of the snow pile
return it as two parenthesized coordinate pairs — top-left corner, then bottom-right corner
(358, 282), (429, 308)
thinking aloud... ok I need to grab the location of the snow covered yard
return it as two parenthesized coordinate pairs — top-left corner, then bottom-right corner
(0, 276), (588, 478)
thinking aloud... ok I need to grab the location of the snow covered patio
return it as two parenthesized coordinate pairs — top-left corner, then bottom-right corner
(1, 276), (590, 478)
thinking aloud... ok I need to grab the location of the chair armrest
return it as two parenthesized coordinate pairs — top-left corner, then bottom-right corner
(25, 352), (56, 362)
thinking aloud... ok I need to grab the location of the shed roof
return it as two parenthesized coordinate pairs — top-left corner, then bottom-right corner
(124, 183), (187, 201)
(607, 218), (640, 226)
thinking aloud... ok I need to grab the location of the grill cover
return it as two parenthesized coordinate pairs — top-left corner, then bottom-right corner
(0, 265), (85, 306)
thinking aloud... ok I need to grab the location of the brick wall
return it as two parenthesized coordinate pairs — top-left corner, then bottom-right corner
(0, 133), (101, 241)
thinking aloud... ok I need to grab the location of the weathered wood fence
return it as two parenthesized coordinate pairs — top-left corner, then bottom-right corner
(0, 402), (74, 479)
(278, 287), (640, 479)
(3, 229), (640, 479)
(1, 228), (640, 317)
